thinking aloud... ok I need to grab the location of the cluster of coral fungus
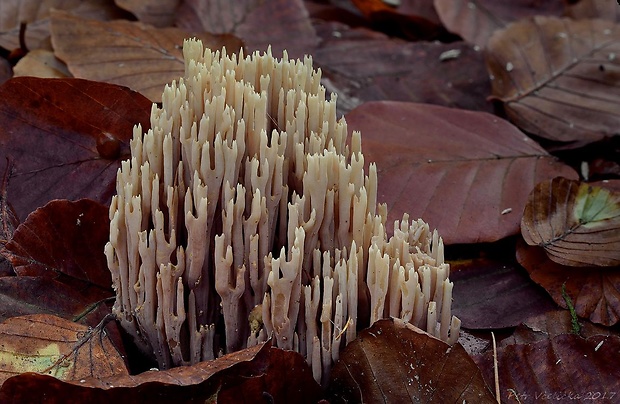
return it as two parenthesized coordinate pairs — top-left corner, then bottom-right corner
(105, 38), (460, 384)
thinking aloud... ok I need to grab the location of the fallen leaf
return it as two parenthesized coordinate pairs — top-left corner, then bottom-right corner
(351, 0), (445, 40)
(502, 309), (615, 347)
(50, 10), (243, 101)
(475, 333), (620, 403)
(450, 258), (556, 329)
(327, 318), (496, 402)
(0, 342), (322, 403)
(0, 0), (130, 51)
(434, 0), (565, 47)
(314, 26), (493, 116)
(486, 16), (620, 147)
(0, 276), (113, 325)
(175, 0), (319, 60)
(13, 49), (70, 78)
(517, 240), (620, 326)
(0, 76), (151, 220)
(344, 101), (577, 244)
(0, 57), (11, 85)
(521, 177), (620, 267)
(3, 199), (112, 298)
(114, 0), (181, 27)
(565, 0), (620, 22)
(0, 314), (127, 386)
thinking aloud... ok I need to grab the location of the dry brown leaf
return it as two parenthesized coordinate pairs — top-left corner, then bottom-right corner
(50, 11), (243, 101)
(0, 342), (322, 403)
(345, 101), (577, 244)
(314, 26), (493, 116)
(0, 314), (127, 386)
(565, 0), (620, 22)
(502, 309), (615, 347)
(450, 258), (556, 329)
(434, 0), (564, 47)
(487, 16), (620, 147)
(0, 58), (10, 85)
(13, 49), (70, 78)
(175, 0), (318, 60)
(521, 177), (620, 267)
(475, 333), (620, 403)
(327, 318), (496, 402)
(0, 0), (128, 51)
(114, 0), (181, 27)
(517, 241), (620, 326)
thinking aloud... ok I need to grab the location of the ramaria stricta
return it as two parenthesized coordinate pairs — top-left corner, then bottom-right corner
(105, 38), (461, 385)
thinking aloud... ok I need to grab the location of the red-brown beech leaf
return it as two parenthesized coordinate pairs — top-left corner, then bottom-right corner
(0, 76), (151, 220)
(517, 240), (620, 326)
(175, 0), (319, 60)
(50, 10), (243, 101)
(3, 199), (112, 299)
(565, 0), (620, 22)
(486, 16), (620, 147)
(0, 314), (127, 386)
(327, 318), (496, 403)
(345, 101), (577, 244)
(475, 334), (620, 403)
(450, 258), (555, 329)
(314, 27), (493, 116)
(114, 0), (181, 27)
(434, 0), (565, 47)
(521, 177), (620, 267)
(0, 0), (132, 51)
(0, 341), (322, 403)
(0, 277), (111, 326)
(502, 309), (614, 347)
(350, 0), (444, 40)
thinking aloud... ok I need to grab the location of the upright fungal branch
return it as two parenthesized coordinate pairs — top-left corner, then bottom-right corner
(105, 38), (461, 382)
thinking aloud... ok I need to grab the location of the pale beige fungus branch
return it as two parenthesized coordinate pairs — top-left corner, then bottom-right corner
(105, 38), (461, 384)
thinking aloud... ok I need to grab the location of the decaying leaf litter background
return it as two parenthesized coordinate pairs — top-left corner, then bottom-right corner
(0, 0), (619, 402)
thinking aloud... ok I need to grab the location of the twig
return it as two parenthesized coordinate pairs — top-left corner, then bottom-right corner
(492, 331), (500, 403)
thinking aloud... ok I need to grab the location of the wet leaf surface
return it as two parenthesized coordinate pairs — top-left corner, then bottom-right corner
(487, 16), (620, 147)
(0, 314), (127, 386)
(522, 177), (620, 267)
(517, 240), (620, 326)
(0, 77), (151, 220)
(345, 101), (577, 244)
(327, 318), (496, 403)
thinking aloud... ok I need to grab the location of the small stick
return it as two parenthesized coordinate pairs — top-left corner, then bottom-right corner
(492, 331), (500, 403)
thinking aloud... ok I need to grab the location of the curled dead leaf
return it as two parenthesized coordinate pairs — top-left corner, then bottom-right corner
(0, 314), (127, 386)
(521, 177), (620, 267)
(0, 342), (322, 403)
(517, 240), (620, 326)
